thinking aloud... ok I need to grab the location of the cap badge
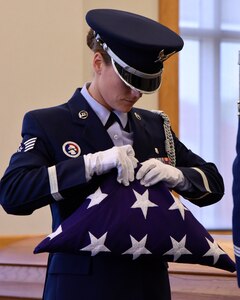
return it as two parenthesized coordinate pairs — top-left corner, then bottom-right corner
(78, 110), (88, 119)
(155, 49), (177, 63)
(62, 141), (81, 158)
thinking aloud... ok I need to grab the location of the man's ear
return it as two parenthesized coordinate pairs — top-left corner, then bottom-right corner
(92, 52), (104, 74)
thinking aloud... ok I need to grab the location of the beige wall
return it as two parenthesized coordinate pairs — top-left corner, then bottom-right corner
(0, 0), (158, 235)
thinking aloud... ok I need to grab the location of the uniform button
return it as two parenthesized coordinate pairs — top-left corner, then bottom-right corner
(113, 134), (118, 140)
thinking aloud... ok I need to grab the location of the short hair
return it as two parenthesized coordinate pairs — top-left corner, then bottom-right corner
(86, 29), (111, 65)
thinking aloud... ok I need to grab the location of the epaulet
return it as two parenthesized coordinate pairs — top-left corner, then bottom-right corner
(151, 110), (176, 167)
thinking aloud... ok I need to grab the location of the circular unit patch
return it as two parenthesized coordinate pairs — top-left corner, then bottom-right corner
(62, 141), (81, 158)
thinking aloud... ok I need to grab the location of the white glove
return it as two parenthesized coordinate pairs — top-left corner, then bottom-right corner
(83, 145), (138, 186)
(136, 158), (185, 188)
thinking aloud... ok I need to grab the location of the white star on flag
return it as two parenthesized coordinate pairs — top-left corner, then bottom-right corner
(163, 235), (192, 261)
(87, 187), (108, 209)
(203, 238), (226, 264)
(131, 189), (158, 219)
(122, 235), (152, 260)
(168, 193), (188, 220)
(47, 225), (62, 240)
(80, 232), (111, 256)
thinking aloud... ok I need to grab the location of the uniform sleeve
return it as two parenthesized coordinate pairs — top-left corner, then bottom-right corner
(173, 133), (224, 207)
(0, 112), (87, 215)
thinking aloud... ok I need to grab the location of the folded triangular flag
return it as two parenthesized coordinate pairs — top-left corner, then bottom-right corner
(34, 171), (235, 272)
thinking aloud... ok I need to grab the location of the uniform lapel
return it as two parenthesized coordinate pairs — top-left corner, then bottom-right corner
(129, 109), (157, 162)
(67, 89), (157, 160)
(67, 89), (114, 152)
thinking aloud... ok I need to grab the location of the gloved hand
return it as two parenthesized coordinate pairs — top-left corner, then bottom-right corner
(83, 145), (138, 186)
(136, 158), (185, 188)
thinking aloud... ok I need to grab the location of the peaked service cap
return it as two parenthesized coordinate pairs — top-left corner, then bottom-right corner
(85, 9), (184, 93)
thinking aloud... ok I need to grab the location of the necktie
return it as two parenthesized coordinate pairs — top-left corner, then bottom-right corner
(105, 112), (130, 132)
(105, 112), (123, 130)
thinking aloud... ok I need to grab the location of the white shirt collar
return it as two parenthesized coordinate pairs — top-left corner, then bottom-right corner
(81, 83), (128, 128)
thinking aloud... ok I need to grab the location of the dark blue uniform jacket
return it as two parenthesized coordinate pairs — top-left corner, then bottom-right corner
(0, 88), (224, 299)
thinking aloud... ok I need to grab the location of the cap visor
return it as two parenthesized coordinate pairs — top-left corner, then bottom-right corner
(113, 61), (162, 94)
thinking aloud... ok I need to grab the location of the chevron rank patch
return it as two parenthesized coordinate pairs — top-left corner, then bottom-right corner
(17, 137), (37, 153)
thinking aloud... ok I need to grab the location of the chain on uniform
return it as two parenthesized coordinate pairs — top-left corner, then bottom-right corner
(151, 110), (176, 167)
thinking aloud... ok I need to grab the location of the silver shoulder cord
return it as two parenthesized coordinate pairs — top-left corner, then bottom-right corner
(151, 110), (176, 167)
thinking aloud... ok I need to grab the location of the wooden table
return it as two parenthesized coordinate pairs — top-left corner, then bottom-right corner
(169, 234), (240, 299)
(0, 236), (47, 300)
(0, 235), (239, 299)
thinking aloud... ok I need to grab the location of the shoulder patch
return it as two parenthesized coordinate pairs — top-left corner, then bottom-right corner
(62, 141), (81, 158)
(17, 137), (37, 153)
